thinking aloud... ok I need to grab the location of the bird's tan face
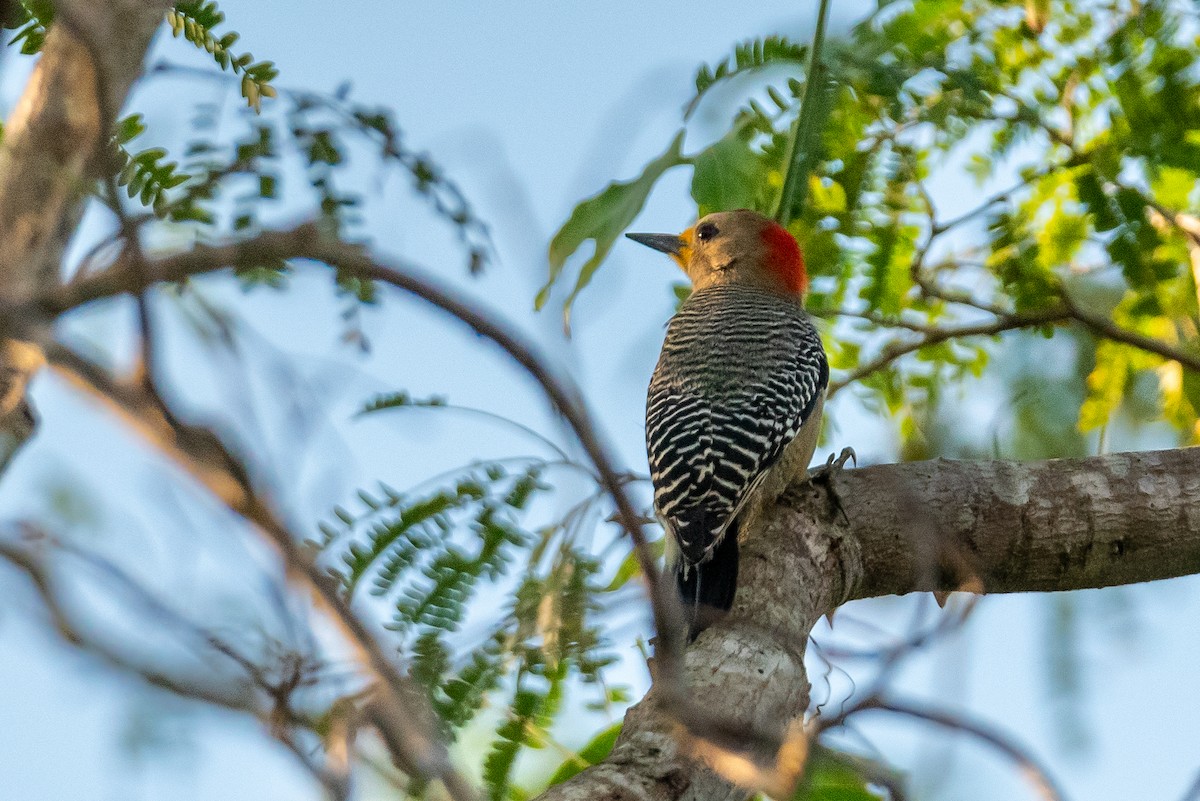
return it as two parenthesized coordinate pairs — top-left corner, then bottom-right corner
(628, 209), (807, 297)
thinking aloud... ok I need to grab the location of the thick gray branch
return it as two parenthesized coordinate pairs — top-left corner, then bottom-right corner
(538, 447), (1200, 801)
(840, 449), (1200, 598)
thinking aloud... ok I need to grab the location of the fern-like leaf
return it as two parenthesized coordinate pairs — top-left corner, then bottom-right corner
(360, 391), (448, 413)
(687, 35), (809, 117)
(167, 1), (278, 111)
(108, 119), (195, 219)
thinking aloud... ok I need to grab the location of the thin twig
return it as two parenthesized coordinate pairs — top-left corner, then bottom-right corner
(860, 698), (1067, 801)
(815, 308), (956, 334)
(32, 224), (683, 668)
(358, 400), (578, 466)
(40, 343), (474, 801)
(914, 271), (1010, 316)
(826, 289), (1200, 397)
(1063, 292), (1200, 372)
(930, 175), (1035, 236)
(827, 308), (1069, 398)
(0, 534), (258, 714)
(818, 595), (979, 663)
(2, 528), (352, 798)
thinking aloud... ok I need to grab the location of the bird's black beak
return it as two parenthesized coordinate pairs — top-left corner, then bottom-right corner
(626, 232), (686, 256)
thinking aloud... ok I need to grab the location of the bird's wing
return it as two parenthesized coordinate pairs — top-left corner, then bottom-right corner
(646, 290), (828, 566)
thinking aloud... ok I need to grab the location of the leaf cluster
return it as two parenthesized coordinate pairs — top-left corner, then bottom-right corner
(543, 0), (1200, 451)
(2, 0), (51, 54)
(167, 1), (278, 111)
(320, 393), (630, 798)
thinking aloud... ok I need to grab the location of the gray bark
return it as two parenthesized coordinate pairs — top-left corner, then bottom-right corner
(536, 446), (1200, 801)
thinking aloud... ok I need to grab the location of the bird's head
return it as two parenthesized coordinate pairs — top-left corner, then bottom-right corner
(627, 209), (807, 297)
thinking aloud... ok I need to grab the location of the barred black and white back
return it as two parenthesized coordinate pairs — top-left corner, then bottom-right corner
(646, 283), (828, 626)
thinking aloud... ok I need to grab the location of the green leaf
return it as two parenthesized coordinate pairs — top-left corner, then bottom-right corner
(1036, 207), (1087, 270)
(1152, 166), (1197, 211)
(133, 147), (168, 165)
(688, 37), (808, 118)
(602, 538), (664, 592)
(114, 114), (146, 145)
(171, 1), (276, 111)
(690, 128), (765, 216)
(539, 131), (687, 323)
(672, 282), (692, 308)
(1075, 171), (1117, 231)
(1181, 366), (1200, 429)
(1078, 339), (1131, 432)
(775, 0), (834, 226)
(792, 747), (886, 801)
(359, 391), (448, 415)
(862, 220), (915, 315)
(545, 723), (622, 787)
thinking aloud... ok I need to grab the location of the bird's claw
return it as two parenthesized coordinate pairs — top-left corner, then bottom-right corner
(814, 446), (857, 479)
(809, 447), (856, 524)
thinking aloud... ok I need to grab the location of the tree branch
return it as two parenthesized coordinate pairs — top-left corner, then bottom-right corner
(536, 446), (1200, 800)
(1063, 293), (1200, 372)
(5, 223), (688, 798)
(40, 343), (476, 801)
(824, 294), (1200, 399)
(0, 0), (170, 468)
(856, 698), (1065, 801)
(0, 0), (170, 295)
(826, 308), (1068, 397)
(27, 223), (685, 669)
(839, 449), (1200, 598)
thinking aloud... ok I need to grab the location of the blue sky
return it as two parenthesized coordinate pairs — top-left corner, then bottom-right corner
(1, 2), (1199, 800)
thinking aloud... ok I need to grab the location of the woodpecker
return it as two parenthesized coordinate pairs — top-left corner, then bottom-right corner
(628, 209), (829, 638)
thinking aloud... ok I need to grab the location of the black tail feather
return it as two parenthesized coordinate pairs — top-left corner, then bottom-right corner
(675, 521), (739, 641)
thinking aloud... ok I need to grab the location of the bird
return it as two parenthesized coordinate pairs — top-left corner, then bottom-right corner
(627, 209), (829, 639)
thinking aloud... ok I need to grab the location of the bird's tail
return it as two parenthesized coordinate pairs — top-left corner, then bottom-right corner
(674, 521), (739, 641)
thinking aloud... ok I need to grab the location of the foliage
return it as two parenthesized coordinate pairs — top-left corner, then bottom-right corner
(543, 0), (1200, 450)
(537, 131), (687, 328)
(544, 722), (623, 787)
(790, 747), (887, 801)
(3, 1), (490, 280)
(318, 461), (620, 798)
(3, 0), (52, 54)
(689, 36), (809, 116)
(109, 115), (193, 218)
(3, 1), (276, 112)
(167, 1), (278, 111)
(317, 398), (632, 797)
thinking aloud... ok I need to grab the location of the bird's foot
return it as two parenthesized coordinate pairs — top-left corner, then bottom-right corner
(812, 447), (857, 478)
(808, 447), (856, 523)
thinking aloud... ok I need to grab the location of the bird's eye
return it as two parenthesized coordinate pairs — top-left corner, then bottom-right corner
(695, 222), (719, 241)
